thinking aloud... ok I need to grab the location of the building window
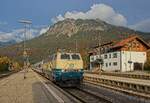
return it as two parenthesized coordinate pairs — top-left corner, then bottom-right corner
(109, 63), (111, 66)
(113, 53), (117, 58)
(105, 63), (108, 67)
(109, 54), (111, 58)
(91, 57), (94, 61)
(104, 54), (107, 59)
(113, 62), (117, 66)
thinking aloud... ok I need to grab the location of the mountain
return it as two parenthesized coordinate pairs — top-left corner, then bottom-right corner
(0, 19), (150, 65)
(0, 40), (16, 47)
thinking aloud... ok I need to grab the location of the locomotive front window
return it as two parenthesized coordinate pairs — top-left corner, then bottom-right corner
(61, 54), (70, 60)
(71, 54), (80, 60)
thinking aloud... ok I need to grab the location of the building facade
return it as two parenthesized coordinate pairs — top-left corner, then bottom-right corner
(89, 36), (150, 72)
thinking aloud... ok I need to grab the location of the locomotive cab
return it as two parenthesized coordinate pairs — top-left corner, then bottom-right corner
(52, 52), (84, 87)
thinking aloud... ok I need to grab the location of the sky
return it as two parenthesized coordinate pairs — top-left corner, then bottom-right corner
(0, 0), (150, 42)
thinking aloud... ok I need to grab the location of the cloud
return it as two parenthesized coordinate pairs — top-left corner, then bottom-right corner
(52, 4), (127, 26)
(0, 32), (14, 42)
(39, 27), (49, 34)
(12, 28), (39, 42)
(0, 26), (49, 43)
(129, 19), (150, 32)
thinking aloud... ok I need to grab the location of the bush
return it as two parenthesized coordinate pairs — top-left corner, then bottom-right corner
(0, 63), (9, 72)
(0, 56), (21, 72)
(0, 56), (10, 72)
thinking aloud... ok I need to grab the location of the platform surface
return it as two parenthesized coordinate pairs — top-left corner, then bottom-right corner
(0, 69), (72, 103)
(84, 73), (150, 86)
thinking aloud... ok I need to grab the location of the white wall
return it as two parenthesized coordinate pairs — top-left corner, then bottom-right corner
(121, 51), (146, 72)
(90, 55), (100, 62)
(90, 51), (121, 71)
(90, 51), (147, 72)
(101, 52), (120, 71)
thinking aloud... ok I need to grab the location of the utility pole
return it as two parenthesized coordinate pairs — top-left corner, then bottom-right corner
(129, 43), (132, 71)
(19, 19), (32, 79)
(75, 39), (78, 52)
(98, 32), (102, 74)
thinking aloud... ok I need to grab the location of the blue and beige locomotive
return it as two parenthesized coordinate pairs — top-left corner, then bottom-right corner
(42, 51), (84, 87)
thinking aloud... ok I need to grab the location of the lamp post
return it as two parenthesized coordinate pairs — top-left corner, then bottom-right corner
(128, 43), (132, 71)
(19, 19), (32, 78)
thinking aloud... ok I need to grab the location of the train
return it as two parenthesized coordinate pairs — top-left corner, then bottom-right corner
(34, 51), (84, 87)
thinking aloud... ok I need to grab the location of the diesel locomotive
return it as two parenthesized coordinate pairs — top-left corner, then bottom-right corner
(35, 51), (84, 87)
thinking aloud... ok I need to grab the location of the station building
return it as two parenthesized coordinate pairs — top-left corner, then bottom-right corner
(89, 35), (150, 72)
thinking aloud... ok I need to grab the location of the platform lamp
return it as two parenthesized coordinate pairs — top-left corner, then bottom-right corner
(19, 19), (32, 77)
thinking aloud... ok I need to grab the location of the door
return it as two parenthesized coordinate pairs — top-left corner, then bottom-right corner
(134, 62), (142, 70)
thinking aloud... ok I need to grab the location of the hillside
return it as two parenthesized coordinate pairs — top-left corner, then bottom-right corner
(0, 40), (16, 47)
(0, 19), (150, 66)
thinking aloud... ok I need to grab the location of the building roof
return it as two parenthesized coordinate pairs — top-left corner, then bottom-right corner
(89, 35), (150, 54)
(112, 35), (150, 49)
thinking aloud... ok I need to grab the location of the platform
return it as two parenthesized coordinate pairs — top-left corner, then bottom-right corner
(84, 73), (150, 86)
(0, 69), (73, 103)
(84, 73), (150, 98)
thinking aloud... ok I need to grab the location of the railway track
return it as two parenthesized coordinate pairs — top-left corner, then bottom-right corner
(33, 69), (112, 103)
(82, 82), (150, 103)
(64, 87), (112, 103)
(34, 69), (150, 103)
(33, 69), (82, 103)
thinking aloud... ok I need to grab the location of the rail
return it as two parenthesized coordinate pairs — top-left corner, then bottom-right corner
(64, 87), (112, 103)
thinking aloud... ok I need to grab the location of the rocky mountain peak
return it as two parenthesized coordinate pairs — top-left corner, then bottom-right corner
(48, 18), (78, 37)
(47, 19), (109, 37)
